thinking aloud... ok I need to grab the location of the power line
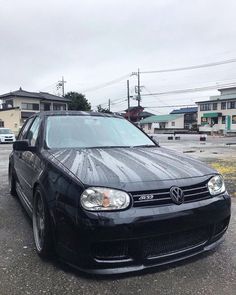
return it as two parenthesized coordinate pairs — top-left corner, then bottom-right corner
(143, 104), (196, 108)
(39, 82), (58, 92)
(81, 74), (130, 93)
(143, 86), (167, 104)
(95, 97), (127, 108)
(141, 82), (236, 96)
(141, 58), (236, 74)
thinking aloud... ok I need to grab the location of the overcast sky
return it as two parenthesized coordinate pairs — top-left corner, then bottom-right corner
(1, 0), (236, 114)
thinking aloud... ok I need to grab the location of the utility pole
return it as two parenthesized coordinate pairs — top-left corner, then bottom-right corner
(108, 99), (111, 112)
(57, 76), (67, 97)
(137, 68), (141, 107)
(127, 80), (130, 121)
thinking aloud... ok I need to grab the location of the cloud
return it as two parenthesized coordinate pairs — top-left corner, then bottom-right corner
(0, 0), (236, 113)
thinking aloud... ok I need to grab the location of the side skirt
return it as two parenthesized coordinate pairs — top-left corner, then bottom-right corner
(16, 182), (33, 218)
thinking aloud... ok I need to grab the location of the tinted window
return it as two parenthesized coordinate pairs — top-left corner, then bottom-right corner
(26, 117), (41, 146)
(21, 103), (39, 110)
(46, 115), (155, 149)
(221, 102), (226, 110)
(18, 117), (34, 140)
(213, 103), (218, 110)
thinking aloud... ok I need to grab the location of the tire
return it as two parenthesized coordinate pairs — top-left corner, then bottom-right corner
(32, 186), (53, 258)
(9, 165), (17, 197)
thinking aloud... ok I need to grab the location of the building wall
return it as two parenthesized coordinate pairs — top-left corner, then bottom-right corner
(165, 116), (184, 129)
(197, 102), (236, 132)
(141, 116), (184, 134)
(13, 97), (40, 109)
(4, 97), (68, 112)
(0, 108), (21, 134)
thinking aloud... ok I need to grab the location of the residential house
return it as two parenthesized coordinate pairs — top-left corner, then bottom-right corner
(140, 114), (184, 134)
(196, 87), (236, 133)
(0, 88), (70, 133)
(170, 107), (198, 130)
(123, 106), (154, 122)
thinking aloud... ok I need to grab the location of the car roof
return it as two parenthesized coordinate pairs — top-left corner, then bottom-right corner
(30, 111), (123, 119)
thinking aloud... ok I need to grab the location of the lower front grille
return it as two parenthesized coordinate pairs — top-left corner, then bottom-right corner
(92, 227), (209, 262)
(92, 240), (129, 260)
(214, 217), (230, 237)
(143, 227), (209, 258)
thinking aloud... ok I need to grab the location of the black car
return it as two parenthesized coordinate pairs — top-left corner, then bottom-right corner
(9, 111), (231, 274)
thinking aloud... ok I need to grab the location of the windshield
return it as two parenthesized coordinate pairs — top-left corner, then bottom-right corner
(46, 115), (155, 149)
(0, 129), (13, 134)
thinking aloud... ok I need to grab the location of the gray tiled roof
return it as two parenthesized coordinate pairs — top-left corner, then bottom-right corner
(170, 107), (197, 114)
(0, 88), (70, 102)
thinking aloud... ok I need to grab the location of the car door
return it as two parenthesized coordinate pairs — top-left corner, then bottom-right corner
(14, 117), (35, 194)
(19, 116), (41, 205)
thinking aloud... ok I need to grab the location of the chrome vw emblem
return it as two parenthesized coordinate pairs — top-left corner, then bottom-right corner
(170, 186), (184, 205)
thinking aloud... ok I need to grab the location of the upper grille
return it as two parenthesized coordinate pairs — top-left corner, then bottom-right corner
(132, 181), (210, 207)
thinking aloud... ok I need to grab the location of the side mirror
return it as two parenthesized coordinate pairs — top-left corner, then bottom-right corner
(13, 140), (36, 152)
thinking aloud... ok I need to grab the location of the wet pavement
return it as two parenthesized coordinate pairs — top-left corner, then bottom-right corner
(0, 143), (235, 295)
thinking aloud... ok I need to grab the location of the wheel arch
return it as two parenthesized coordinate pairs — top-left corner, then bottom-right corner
(32, 181), (57, 229)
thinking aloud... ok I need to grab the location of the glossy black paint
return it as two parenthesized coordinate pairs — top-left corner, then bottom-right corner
(9, 111), (231, 275)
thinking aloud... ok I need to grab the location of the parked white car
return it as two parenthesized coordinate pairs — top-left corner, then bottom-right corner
(0, 128), (16, 143)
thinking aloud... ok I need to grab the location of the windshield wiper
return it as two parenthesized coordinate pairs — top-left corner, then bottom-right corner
(133, 144), (158, 148)
(87, 145), (132, 149)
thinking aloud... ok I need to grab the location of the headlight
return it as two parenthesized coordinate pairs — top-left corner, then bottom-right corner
(208, 175), (225, 196)
(80, 187), (131, 211)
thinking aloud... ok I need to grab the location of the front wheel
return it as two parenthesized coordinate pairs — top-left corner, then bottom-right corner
(32, 187), (53, 258)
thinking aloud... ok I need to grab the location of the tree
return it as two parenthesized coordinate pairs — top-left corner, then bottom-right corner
(65, 92), (91, 111)
(97, 105), (112, 114)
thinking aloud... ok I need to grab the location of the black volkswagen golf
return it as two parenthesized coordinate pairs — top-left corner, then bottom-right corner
(9, 111), (231, 274)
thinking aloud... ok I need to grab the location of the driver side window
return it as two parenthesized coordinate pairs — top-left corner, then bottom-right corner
(18, 117), (34, 140)
(26, 117), (41, 146)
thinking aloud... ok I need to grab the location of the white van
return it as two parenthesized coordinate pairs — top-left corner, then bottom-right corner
(0, 128), (16, 143)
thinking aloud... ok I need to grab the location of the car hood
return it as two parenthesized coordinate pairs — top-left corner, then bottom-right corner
(46, 147), (216, 191)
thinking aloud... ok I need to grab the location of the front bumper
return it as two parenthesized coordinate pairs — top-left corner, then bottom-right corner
(0, 137), (15, 143)
(57, 193), (231, 275)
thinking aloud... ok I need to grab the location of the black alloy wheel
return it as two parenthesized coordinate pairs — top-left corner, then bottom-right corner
(32, 187), (53, 258)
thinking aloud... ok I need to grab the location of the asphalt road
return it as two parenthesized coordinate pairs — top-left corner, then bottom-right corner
(0, 144), (236, 295)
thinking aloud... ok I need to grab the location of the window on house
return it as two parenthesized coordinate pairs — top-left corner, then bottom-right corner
(211, 117), (218, 125)
(148, 123), (152, 130)
(213, 103), (218, 110)
(53, 104), (66, 111)
(40, 103), (51, 111)
(21, 103), (39, 110)
(227, 101), (236, 109)
(222, 116), (226, 124)
(200, 103), (211, 111)
(232, 115), (236, 124)
(0, 121), (4, 127)
(171, 122), (175, 126)
(221, 102), (226, 110)
(5, 99), (13, 108)
(201, 117), (208, 125)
